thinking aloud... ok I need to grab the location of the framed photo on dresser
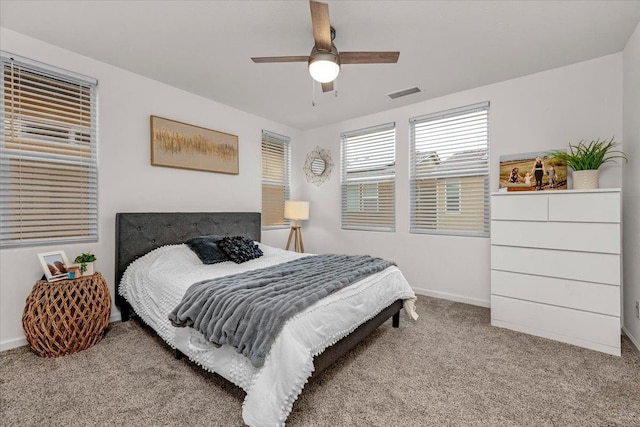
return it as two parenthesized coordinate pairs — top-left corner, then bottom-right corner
(499, 150), (567, 192)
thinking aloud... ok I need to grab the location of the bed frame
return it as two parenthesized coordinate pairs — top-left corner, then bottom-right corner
(114, 212), (401, 377)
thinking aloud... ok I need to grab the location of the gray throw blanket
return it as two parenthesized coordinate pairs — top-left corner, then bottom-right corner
(168, 254), (394, 368)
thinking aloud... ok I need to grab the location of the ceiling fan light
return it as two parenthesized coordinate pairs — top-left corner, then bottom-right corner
(308, 53), (340, 83)
(309, 60), (340, 83)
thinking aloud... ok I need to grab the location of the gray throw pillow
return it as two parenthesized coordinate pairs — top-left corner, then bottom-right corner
(185, 235), (229, 264)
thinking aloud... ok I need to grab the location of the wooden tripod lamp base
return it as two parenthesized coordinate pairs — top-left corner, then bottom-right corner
(284, 201), (309, 253)
(286, 225), (305, 253)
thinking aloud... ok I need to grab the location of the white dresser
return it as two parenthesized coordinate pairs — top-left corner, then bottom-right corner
(490, 189), (622, 356)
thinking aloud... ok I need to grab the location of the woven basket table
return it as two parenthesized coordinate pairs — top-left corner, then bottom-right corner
(22, 272), (111, 357)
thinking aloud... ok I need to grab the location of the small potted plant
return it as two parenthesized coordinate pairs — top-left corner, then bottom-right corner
(550, 137), (627, 189)
(74, 252), (97, 277)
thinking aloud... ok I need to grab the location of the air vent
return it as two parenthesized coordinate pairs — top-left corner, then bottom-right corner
(387, 86), (421, 100)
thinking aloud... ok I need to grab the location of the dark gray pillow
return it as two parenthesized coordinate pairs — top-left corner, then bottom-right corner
(185, 235), (229, 264)
(217, 236), (263, 264)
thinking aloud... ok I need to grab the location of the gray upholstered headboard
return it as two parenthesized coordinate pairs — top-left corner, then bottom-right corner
(115, 212), (261, 319)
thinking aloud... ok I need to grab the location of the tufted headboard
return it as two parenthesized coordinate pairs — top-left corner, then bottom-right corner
(115, 212), (261, 320)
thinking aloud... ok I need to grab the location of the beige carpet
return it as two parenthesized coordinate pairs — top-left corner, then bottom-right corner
(1, 296), (639, 427)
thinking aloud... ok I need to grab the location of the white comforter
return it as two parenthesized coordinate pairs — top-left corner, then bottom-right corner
(119, 243), (417, 426)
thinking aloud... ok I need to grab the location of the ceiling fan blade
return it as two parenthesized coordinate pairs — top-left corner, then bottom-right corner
(321, 81), (334, 93)
(340, 52), (400, 64)
(251, 56), (310, 63)
(310, 1), (331, 52)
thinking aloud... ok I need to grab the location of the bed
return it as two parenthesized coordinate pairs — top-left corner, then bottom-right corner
(115, 212), (416, 426)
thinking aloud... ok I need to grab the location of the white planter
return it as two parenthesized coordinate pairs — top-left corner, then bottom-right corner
(572, 169), (599, 190)
(81, 262), (95, 277)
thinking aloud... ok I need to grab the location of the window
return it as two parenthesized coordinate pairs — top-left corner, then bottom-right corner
(1, 53), (98, 247)
(410, 102), (489, 237)
(445, 180), (461, 213)
(261, 130), (290, 228)
(341, 123), (395, 231)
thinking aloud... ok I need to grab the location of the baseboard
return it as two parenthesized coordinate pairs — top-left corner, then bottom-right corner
(1, 313), (123, 352)
(622, 326), (640, 355)
(0, 336), (28, 352)
(412, 287), (490, 308)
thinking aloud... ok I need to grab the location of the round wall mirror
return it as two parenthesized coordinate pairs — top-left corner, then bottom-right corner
(304, 146), (334, 186)
(311, 158), (326, 175)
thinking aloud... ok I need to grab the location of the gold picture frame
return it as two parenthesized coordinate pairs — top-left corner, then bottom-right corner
(150, 115), (239, 174)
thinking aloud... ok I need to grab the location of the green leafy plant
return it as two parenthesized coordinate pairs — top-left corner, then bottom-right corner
(550, 137), (627, 171)
(74, 252), (96, 274)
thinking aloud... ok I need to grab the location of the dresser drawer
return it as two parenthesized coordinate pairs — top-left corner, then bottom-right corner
(491, 194), (547, 221)
(491, 221), (620, 254)
(491, 295), (621, 354)
(491, 245), (620, 285)
(548, 192), (620, 223)
(491, 270), (620, 316)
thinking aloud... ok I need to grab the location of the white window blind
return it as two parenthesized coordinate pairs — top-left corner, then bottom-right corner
(1, 52), (98, 247)
(261, 130), (290, 228)
(410, 102), (489, 237)
(341, 123), (395, 232)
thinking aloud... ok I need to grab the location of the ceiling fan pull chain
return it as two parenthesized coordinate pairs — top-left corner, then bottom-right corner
(334, 79), (338, 97)
(311, 78), (316, 107)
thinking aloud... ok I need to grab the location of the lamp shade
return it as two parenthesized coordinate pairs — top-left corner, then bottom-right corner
(284, 201), (309, 221)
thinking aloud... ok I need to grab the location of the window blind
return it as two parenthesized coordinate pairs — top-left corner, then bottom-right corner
(261, 130), (290, 228)
(1, 52), (98, 247)
(410, 102), (489, 237)
(341, 122), (395, 232)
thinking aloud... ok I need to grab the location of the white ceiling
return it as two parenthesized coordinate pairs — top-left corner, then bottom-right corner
(1, 1), (639, 130)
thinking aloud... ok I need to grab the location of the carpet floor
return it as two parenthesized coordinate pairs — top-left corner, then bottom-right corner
(1, 296), (639, 427)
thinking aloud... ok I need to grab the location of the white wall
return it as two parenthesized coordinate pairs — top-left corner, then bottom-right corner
(0, 27), (631, 353)
(623, 22), (640, 351)
(0, 28), (301, 350)
(299, 54), (623, 307)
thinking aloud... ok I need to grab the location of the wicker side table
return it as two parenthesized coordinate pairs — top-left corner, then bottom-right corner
(22, 272), (111, 357)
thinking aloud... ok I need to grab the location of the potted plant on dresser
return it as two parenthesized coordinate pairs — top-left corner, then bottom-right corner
(74, 252), (97, 277)
(551, 137), (627, 189)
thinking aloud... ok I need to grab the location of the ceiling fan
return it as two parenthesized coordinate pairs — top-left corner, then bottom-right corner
(251, 0), (400, 93)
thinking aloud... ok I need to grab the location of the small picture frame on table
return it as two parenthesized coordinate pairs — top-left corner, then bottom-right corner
(37, 251), (71, 282)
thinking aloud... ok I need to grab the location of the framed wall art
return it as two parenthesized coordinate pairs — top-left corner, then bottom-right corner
(499, 150), (567, 192)
(150, 115), (239, 174)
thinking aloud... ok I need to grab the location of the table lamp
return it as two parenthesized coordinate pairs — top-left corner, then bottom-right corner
(284, 201), (309, 253)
